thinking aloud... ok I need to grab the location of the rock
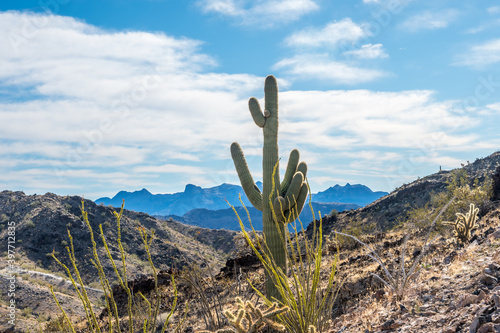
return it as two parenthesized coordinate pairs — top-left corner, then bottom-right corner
(443, 251), (457, 265)
(374, 289), (385, 301)
(477, 322), (495, 333)
(481, 273), (498, 287)
(459, 293), (479, 307)
(380, 319), (403, 330)
(478, 290), (489, 303)
(491, 310), (500, 323)
(490, 229), (500, 239)
(471, 317), (481, 333)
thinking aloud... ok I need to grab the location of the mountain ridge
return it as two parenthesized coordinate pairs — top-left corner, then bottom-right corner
(96, 182), (387, 217)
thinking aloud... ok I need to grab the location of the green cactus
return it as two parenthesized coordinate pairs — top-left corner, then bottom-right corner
(196, 297), (288, 333)
(231, 75), (308, 300)
(444, 203), (480, 243)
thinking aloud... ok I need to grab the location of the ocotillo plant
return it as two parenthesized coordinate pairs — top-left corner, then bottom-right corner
(231, 75), (308, 300)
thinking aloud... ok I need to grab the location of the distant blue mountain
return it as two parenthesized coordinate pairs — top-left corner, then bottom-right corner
(96, 183), (262, 216)
(96, 182), (385, 219)
(312, 183), (388, 206)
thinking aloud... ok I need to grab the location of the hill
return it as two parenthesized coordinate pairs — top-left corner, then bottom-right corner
(316, 151), (500, 234)
(0, 190), (237, 285)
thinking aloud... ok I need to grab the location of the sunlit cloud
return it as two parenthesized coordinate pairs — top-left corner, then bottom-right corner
(399, 9), (460, 32)
(277, 19), (389, 84)
(453, 39), (500, 68)
(196, 0), (318, 27)
(0, 10), (496, 198)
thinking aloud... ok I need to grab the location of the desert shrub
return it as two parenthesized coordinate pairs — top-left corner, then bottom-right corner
(44, 315), (73, 332)
(21, 306), (33, 317)
(24, 218), (35, 228)
(49, 199), (186, 333)
(179, 261), (228, 331)
(0, 213), (8, 223)
(444, 169), (492, 216)
(401, 169), (492, 235)
(336, 218), (376, 250)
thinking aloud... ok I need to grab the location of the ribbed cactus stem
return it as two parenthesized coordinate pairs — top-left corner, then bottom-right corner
(231, 75), (308, 301)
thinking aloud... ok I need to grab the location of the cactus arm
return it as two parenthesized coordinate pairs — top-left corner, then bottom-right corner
(280, 149), (300, 195)
(273, 171), (307, 222)
(231, 142), (263, 211)
(282, 171), (304, 210)
(249, 97), (266, 128)
(297, 161), (308, 178)
(285, 183), (309, 222)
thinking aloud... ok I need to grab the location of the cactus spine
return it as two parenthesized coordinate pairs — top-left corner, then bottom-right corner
(231, 75), (308, 300)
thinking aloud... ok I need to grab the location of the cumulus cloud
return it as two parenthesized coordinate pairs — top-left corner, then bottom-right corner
(196, 0), (318, 27)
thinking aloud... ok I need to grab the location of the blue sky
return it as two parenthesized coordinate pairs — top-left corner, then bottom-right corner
(0, 0), (499, 200)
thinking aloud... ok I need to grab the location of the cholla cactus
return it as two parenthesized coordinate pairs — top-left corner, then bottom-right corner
(231, 75), (308, 300)
(197, 297), (288, 333)
(444, 203), (480, 242)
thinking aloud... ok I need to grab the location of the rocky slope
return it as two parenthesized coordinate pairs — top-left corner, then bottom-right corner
(317, 151), (500, 234)
(0, 190), (239, 331)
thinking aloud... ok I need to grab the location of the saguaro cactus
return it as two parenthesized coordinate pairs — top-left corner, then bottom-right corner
(231, 75), (308, 300)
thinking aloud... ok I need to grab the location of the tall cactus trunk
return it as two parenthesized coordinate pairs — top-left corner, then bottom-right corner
(261, 77), (286, 301)
(231, 75), (309, 302)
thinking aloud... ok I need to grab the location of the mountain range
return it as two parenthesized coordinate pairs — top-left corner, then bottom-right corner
(96, 183), (387, 230)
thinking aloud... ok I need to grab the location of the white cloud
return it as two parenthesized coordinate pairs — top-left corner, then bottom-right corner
(197, 0), (318, 27)
(488, 6), (500, 15)
(133, 164), (207, 175)
(277, 19), (389, 83)
(285, 18), (368, 48)
(277, 89), (479, 150)
(273, 54), (387, 84)
(363, 0), (413, 5)
(343, 43), (388, 59)
(399, 9), (460, 32)
(453, 39), (500, 68)
(466, 17), (500, 34)
(0, 11), (494, 198)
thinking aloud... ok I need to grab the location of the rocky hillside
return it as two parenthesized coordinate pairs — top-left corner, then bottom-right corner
(317, 151), (500, 234)
(0, 191), (237, 285)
